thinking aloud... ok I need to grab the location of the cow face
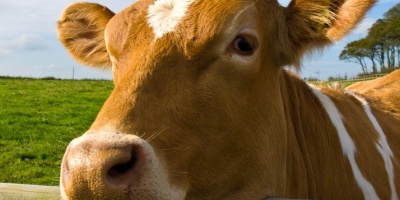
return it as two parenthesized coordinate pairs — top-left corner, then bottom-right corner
(57, 0), (374, 199)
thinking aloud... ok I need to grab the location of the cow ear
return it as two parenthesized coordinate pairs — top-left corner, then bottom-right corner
(57, 3), (115, 68)
(281, 0), (375, 68)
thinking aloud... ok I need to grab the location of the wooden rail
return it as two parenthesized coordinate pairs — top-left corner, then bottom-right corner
(330, 74), (386, 85)
(308, 74), (387, 86)
(0, 183), (61, 200)
(0, 183), (311, 199)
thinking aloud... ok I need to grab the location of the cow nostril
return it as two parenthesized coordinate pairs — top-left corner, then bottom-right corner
(107, 151), (137, 178)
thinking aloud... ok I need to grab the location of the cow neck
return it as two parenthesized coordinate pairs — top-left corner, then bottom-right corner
(278, 69), (371, 198)
(278, 70), (317, 198)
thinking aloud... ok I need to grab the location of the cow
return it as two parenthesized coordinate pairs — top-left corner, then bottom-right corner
(346, 69), (400, 116)
(57, 0), (400, 199)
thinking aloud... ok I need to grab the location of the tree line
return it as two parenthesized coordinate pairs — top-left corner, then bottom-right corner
(339, 3), (400, 74)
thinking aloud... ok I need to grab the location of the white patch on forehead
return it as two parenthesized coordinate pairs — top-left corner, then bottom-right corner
(345, 91), (398, 200)
(308, 84), (379, 200)
(147, 0), (195, 39)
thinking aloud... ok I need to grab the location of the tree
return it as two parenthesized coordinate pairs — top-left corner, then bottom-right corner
(359, 38), (378, 73)
(384, 3), (400, 68)
(340, 3), (400, 74)
(339, 40), (369, 73)
(368, 19), (388, 72)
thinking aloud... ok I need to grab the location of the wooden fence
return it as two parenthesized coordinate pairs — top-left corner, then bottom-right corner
(0, 183), (60, 200)
(308, 74), (387, 86)
(0, 184), (302, 200)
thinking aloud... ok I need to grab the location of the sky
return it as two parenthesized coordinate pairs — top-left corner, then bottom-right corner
(0, 0), (398, 80)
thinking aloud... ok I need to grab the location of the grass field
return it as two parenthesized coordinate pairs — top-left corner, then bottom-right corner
(0, 76), (366, 186)
(0, 77), (113, 186)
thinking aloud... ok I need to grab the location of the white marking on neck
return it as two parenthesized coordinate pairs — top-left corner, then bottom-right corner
(147, 0), (195, 39)
(308, 85), (379, 200)
(346, 91), (398, 200)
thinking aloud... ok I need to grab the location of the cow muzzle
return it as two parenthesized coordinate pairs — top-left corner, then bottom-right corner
(60, 131), (185, 200)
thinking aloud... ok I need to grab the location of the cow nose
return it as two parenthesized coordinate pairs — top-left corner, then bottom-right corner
(60, 132), (148, 199)
(107, 149), (137, 182)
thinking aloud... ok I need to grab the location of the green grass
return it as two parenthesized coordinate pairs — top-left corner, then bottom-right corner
(0, 77), (113, 186)
(307, 80), (355, 88)
(0, 76), (365, 186)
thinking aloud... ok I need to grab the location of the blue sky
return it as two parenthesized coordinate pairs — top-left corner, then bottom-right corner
(0, 0), (397, 80)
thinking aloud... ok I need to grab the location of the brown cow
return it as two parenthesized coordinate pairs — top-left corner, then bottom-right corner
(346, 69), (400, 116)
(57, 0), (399, 199)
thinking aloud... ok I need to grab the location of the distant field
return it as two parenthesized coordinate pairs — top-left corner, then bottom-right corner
(0, 77), (113, 186)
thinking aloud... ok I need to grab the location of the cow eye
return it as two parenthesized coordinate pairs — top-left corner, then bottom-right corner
(231, 36), (256, 56)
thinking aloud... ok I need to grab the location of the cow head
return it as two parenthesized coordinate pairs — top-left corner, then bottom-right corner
(57, 0), (374, 199)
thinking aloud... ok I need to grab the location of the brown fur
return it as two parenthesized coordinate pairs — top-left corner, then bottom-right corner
(57, 0), (400, 199)
(281, 0), (376, 68)
(347, 69), (400, 116)
(58, 3), (114, 68)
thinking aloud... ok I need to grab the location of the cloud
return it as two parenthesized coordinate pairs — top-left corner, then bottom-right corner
(352, 17), (376, 35)
(0, 34), (48, 57)
(377, 0), (399, 4)
(0, 0), (137, 59)
(0, 0), (135, 36)
(32, 64), (57, 69)
(277, 0), (291, 6)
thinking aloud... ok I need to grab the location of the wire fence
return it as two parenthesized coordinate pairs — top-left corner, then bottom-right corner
(0, 66), (112, 80)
